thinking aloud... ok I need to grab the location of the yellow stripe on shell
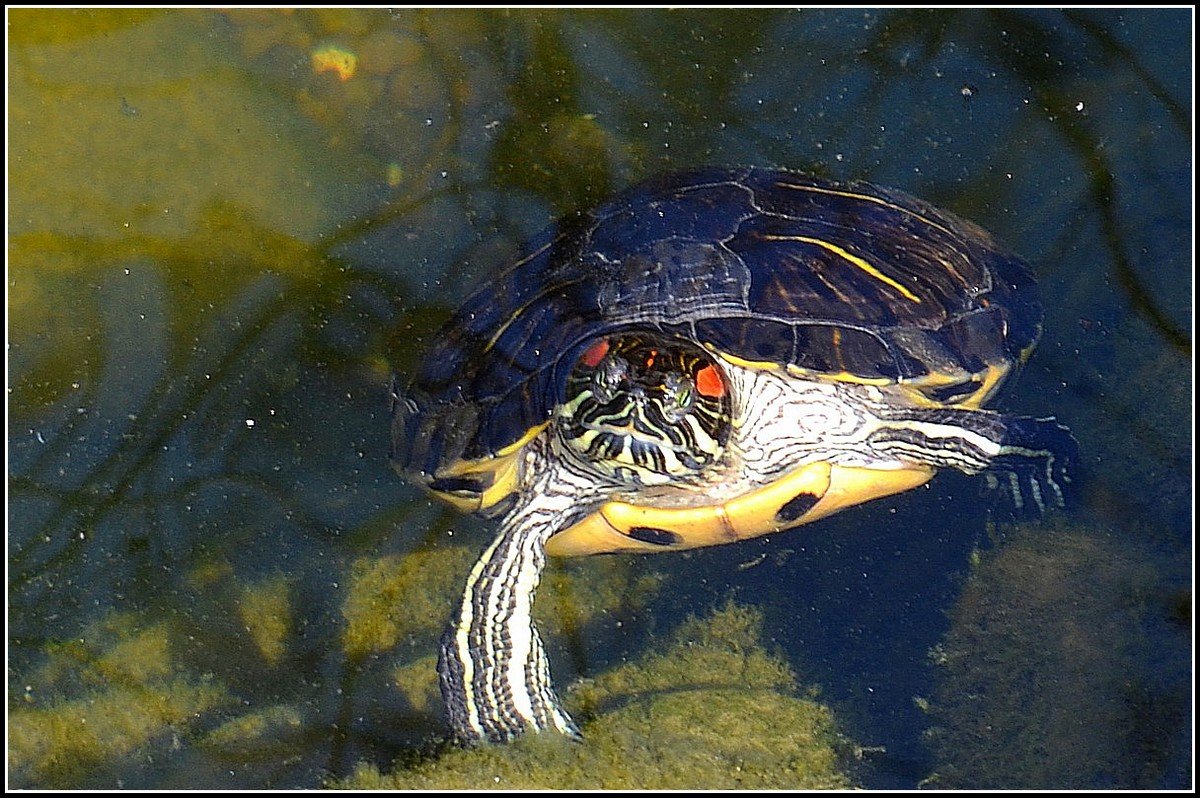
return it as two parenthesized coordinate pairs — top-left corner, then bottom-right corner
(761, 233), (923, 303)
(773, 179), (961, 243)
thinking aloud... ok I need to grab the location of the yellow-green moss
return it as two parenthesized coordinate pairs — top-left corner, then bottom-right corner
(392, 654), (441, 716)
(535, 556), (665, 639)
(10, 680), (225, 786)
(238, 574), (292, 666)
(186, 558), (236, 590)
(925, 521), (1180, 788)
(91, 615), (174, 685)
(348, 545), (668, 724)
(8, 612), (228, 788)
(342, 545), (665, 663)
(334, 602), (852, 790)
(571, 600), (795, 715)
(199, 704), (306, 755)
(340, 547), (478, 660)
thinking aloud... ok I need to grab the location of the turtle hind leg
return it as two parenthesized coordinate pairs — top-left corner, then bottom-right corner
(872, 407), (1079, 517)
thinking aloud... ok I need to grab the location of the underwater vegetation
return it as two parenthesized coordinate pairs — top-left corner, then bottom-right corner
(337, 601), (855, 790)
(8, 613), (229, 788)
(924, 519), (1190, 789)
(5, 540), (671, 788)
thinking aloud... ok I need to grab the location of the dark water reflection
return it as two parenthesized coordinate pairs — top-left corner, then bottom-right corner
(7, 8), (1191, 789)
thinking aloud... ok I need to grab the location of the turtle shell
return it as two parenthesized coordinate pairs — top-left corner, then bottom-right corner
(391, 166), (1042, 504)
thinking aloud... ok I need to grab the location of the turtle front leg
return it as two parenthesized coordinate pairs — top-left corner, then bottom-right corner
(437, 437), (591, 744)
(871, 407), (1079, 515)
(438, 513), (580, 743)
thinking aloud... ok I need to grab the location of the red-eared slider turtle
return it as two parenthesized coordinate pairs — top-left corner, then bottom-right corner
(389, 166), (1077, 744)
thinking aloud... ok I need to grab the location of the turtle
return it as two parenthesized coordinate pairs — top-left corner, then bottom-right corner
(389, 166), (1078, 745)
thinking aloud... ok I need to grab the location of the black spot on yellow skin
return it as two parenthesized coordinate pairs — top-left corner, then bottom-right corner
(627, 526), (682, 546)
(776, 492), (821, 523)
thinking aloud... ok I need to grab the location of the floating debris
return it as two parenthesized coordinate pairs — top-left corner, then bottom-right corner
(312, 44), (358, 81)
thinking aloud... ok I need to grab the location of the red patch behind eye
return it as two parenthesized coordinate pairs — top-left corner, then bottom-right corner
(581, 338), (610, 368)
(695, 364), (725, 397)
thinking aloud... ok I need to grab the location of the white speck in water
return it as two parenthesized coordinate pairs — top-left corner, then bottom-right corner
(245, 419), (255, 428)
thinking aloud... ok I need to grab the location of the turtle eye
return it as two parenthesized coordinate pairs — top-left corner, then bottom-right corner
(662, 373), (694, 421)
(590, 356), (626, 404)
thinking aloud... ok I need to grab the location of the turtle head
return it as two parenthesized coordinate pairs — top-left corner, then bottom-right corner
(557, 334), (732, 486)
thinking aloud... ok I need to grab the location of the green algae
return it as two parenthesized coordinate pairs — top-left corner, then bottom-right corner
(391, 654), (442, 716)
(335, 601), (853, 790)
(569, 600), (795, 716)
(342, 544), (667, 719)
(237, 574), (293, 667)
(199, 704), (307, 757)
(341, 546), (479, 660)
(924, 521), (1186, 788)
(8, 612), (228, 788)
(534, 555), (666, 639)
(341, 544), (664, 660)
(8, 10), (368, 245)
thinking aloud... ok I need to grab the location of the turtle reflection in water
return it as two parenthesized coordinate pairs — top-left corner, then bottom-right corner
(389, 167), (1078, 744)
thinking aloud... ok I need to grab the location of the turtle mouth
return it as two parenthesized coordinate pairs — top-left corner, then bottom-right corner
(562, 423), (718, 485)
(576, 400), (718, 455)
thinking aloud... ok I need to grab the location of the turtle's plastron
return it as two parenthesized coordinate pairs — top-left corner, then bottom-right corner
(544, 461), (935, 556)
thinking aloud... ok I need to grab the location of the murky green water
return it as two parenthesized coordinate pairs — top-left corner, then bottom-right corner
(8, 9), (1191, 789)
